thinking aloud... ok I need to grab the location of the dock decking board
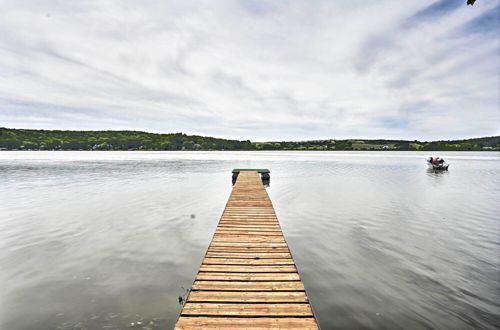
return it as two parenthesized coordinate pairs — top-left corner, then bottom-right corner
(174, 171), (319, 329)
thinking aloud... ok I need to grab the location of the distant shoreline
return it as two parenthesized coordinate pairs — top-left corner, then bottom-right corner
(1, 127), (499, 151)
(1, 150), (499, 152)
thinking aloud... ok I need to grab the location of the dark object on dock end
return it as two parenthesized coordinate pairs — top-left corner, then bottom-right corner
(232, 169), (270, 185)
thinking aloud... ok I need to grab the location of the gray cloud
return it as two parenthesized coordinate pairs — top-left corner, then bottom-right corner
(0, 0), (498, 141)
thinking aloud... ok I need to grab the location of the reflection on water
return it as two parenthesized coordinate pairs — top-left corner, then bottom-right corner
(0, 151), (499, 329)
(426, 168), (450, 180)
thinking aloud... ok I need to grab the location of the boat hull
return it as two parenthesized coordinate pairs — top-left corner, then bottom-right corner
(427, 162), (449, 170)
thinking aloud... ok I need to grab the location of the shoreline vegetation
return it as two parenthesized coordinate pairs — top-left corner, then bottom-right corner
(1, 127), (499, 151)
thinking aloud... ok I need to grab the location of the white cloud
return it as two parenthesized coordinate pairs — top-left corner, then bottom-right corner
(0, 0), (498, 141)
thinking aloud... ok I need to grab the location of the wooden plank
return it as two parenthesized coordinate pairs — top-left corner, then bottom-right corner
(216, 228), (282, 232)
(187, 291), (309, 303)
(221, 216), (277, 219)
(208, 243), (289, 252)
(206, 252), (292, 258)
(199, 265), (297, 273)
(212, 236), (286, 243)
(192, 281), (305, 291)
(217, 224), (281, 228)
(218, 225), (280, 228)
(215, 231), (284, 236)
(174, 171), (319, 329)
(220, 217), (278, 220)
(181, 303), (313, 316)
(220, 219), (278, 222)
(203, 258), (294, 265)
(223, 214), (277, 217)
(218, 223), (281, 227)
(222, 213), (277, 215)
(222, 215), (277, 217)
(176, 317), (318, 329)
(210, 241), (286, 246)
(214, 232), (284, 236)
(216, 228), (283, 232)
(196, 273), (301, 281)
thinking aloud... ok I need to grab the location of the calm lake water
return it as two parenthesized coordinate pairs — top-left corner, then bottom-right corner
(1, 151), (499, 329)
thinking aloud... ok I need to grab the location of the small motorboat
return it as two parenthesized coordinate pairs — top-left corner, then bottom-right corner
(427, 157), (449, 170)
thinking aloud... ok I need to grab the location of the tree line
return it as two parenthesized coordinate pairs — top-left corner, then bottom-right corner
(0, 128), (254, 151)
(0, 127), (498, 151)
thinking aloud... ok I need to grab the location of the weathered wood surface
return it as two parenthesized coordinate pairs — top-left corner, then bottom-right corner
(175, 171), (319, 329)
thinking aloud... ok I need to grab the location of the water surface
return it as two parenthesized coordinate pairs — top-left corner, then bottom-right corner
(1, 151), (499, 329)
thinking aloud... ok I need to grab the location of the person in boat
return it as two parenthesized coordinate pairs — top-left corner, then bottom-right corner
(432, 157), (440, 165)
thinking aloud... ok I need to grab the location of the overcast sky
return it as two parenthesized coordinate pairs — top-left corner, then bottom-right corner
(0, 0), (498, 141)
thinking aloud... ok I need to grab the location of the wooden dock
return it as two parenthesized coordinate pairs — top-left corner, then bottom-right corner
(175, 171), (319, 329)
